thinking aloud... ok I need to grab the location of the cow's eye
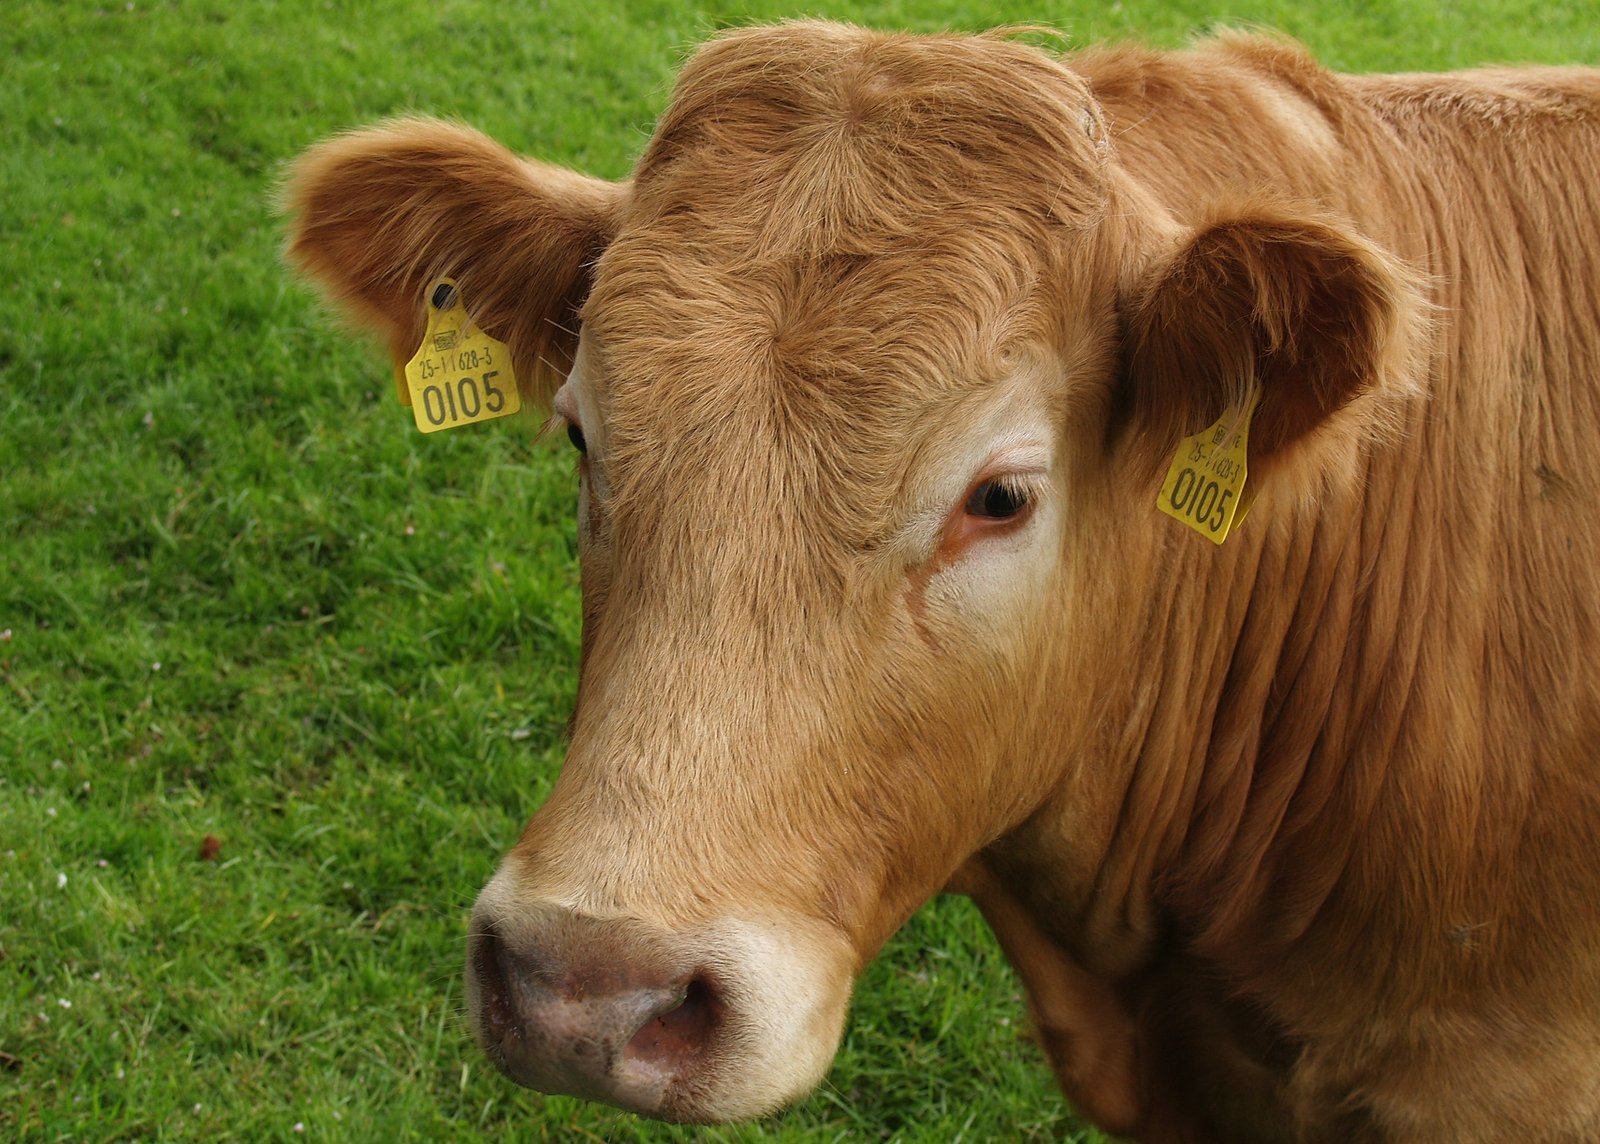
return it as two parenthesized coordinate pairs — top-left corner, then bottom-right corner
(566, 422), (588, 455)
(965, 478), (1029, 520)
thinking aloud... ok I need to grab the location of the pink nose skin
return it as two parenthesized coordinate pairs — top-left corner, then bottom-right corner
(467, 910), (725, 1118)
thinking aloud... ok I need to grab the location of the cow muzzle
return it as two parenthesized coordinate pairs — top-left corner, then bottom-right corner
(468, 909), (718, 1115)
(466, 869), (856, 1121)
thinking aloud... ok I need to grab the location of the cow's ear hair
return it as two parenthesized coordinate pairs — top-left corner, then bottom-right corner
(1119, 206), (1421, 477)
(282, 117), (626, 407)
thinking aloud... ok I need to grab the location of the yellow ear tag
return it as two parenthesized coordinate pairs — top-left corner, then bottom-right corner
(1156, 389), (1261, 544)
(400, 278), (522, 433)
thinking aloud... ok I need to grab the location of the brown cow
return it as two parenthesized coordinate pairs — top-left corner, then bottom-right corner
(284, 21), (1600, 1142)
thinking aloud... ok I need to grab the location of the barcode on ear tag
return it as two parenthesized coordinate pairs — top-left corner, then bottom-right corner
(401, 278), (522, 433)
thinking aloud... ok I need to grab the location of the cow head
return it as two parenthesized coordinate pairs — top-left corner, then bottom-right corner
(285, 21), (1418, 1123)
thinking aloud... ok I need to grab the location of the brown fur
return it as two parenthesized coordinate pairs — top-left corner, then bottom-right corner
(282, 117), (623, 401)
(285, 22), (1600, 1142)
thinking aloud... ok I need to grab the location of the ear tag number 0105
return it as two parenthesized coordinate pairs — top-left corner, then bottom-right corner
(400, 278), (521, 433)
(1157, 389), (1260, 545)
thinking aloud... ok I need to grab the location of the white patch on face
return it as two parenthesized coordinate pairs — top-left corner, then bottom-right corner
(552, 380), (579, 426)
(552, 369), (590, 457)
(691, 915), (855, 1119)
(927, 491), (1061, 634)
(553, 330), (597, 421)
(555, 336), (607, 532)
(901, 373), (1063, 641)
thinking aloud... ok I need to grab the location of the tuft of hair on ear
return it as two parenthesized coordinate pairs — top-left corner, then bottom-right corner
(1119, 201), (1428, 485)
(279, 117), (625, 409)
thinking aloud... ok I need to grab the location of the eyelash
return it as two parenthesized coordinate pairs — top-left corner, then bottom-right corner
(964, 475), (1031, 521)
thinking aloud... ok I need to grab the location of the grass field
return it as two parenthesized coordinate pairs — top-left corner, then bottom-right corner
(3, 2), (1596, 1141)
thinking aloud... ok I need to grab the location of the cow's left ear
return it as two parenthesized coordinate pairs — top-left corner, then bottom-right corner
(283, 117), (627, 408)
(1119, 206), (1422, 475)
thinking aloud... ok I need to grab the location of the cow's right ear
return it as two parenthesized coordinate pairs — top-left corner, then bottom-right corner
(283, 117), (626, 407)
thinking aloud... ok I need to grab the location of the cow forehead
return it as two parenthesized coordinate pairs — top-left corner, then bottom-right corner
(631, 22), (1110, 256)
(572, 24), (1110, 549)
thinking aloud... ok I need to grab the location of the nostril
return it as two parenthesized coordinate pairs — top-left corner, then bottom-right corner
(469, 924), (522, 1047)
(625, 973), (724, 1070)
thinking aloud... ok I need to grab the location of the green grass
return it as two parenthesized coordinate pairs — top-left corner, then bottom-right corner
(2, 1), (1594, 1141)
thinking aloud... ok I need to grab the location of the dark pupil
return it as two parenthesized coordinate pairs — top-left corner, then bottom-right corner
(566, 423), (588, 454)
(970, 480), (1025, 519)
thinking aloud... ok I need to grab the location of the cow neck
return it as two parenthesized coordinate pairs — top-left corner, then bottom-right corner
(1001, 469), (1395, 984)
